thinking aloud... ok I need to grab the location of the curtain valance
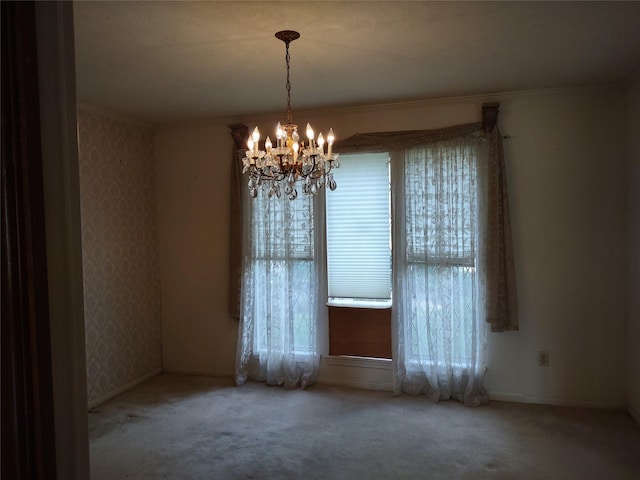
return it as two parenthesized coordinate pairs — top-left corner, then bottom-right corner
(335, 122), (482, 154)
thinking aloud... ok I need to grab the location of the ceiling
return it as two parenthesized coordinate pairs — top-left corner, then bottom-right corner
(73, 1), (640, 124)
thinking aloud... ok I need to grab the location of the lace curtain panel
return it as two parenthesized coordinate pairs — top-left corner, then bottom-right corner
(392, 137), (489, 405)
(235, 189), (326, 388)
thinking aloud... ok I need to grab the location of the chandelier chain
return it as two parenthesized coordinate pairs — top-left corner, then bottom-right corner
(241, 31), (339, 200)
(285, 40), (292, 124)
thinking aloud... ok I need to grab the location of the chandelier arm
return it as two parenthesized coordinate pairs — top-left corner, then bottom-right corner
(275, 171), (287, 181)
(260, 171), (287, 182)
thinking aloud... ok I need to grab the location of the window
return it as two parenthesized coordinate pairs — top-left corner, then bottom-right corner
(397, 139), (483, 369)
(325, 142), (482, 365)
(249, 192), (318, 356)
(326, 153), (392, 358)
(326, 153), (392, 306)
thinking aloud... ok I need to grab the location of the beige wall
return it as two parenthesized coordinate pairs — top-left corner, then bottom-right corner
(155, 124), (239, 375)
(155, 84), (630, 407)
(487, 87), (627, 406)
(628, 78), (640, 421)
(78, 108), (162, 406)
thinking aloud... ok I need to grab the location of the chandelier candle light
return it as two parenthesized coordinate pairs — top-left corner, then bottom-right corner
(242, 30), (339, 199)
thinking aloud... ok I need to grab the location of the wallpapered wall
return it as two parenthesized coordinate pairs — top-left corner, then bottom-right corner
(78, 108), (162, 406)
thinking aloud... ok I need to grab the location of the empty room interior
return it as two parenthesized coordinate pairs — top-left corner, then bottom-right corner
(6, 1), (640, 479)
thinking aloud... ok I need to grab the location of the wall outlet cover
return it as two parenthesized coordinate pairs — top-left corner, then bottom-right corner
(538, 351), (549, 367)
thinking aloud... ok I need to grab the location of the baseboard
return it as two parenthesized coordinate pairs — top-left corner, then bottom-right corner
(162, 368), (235, 379)
(319, 355), (394, 392)
(88, 368), (162, 409)
(488, 391), (625, 410)
(628, 405), (640, 426)
(489, 392), (526, 403)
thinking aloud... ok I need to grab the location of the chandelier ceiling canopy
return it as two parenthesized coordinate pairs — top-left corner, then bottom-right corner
(242, 31), (339, 200)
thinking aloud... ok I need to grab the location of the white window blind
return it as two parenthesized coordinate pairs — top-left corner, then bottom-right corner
(326, 153), (391, 301)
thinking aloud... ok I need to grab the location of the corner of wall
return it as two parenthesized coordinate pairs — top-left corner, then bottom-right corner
(627, 79), (640, 419)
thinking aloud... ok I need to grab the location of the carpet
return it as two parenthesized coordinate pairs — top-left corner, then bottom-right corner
(89, 373), (640, 479)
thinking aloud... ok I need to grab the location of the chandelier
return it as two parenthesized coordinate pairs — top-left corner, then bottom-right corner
(242, 31), (339, 200)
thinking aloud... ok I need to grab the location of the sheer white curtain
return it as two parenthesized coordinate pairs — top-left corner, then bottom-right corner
(236, 188), (326, 389)
(392, 136), (489, 406)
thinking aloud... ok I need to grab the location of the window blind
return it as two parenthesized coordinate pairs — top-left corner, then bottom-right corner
(326, 153), (391, 300)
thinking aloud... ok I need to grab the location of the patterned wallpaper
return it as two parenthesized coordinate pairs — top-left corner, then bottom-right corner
(78, 108), (162, 406)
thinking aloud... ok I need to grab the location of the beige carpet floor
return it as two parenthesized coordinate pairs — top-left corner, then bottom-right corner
(89, 373), (640, 479)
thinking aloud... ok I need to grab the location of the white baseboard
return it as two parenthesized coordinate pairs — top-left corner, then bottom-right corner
(489, 391), (625, 410)
(88, 368), (162, 409)
(162, 368), (235, 379)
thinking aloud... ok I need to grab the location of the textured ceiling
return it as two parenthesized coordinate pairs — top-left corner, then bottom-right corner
(73, 1), (640, 124)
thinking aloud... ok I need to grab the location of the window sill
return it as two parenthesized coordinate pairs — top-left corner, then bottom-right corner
(327, 298), (392, 309)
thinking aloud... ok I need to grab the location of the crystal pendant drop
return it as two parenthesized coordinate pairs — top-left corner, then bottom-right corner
(328, 175), (337, 191)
